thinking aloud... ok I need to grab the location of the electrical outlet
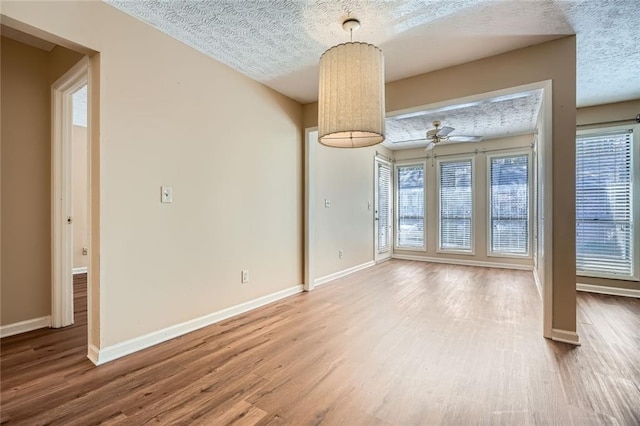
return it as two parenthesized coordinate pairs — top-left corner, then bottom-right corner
(161, 186), (173, 203)
(339, 250), (343, 259)
(241, 270), (249, 283)
(82, 247), (88, 255)
(325, 199), (331, 208)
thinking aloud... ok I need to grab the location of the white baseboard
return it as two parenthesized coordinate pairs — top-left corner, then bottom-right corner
(314, 261), (376, 287)
(90, 284), (304, 366)
(392, 254), (533, 271)
(73, 267), (88, 274)
(0, 316), (51, 338)
(577, 283), (640, 299)
(87, 344), (99, 365)
(551, 328), (581, 346)
(533, 268), (543, 300)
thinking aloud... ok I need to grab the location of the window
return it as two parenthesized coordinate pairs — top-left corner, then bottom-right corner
(376, 160), (392, 255)
(396, 163), (425, 249)
(489, 154), (530, 256)
(576, 128), (636, 279)
(439, 159), (473, 252)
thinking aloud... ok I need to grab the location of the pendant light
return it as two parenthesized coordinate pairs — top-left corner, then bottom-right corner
(318, 18), (385, 148)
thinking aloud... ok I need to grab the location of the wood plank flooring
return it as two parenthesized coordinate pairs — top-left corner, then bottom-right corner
(1, 261), (639, 425)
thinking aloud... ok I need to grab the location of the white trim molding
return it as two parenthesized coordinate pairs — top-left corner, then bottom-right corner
(89, 284), (304, 365)
(0, 316), (51, 338)
(51, 56), (88, 329)
(577, 283), (640, 299)
(551, 328), (581, 346)
(87, 344), (100, 365)
(393, 254), (533, 271)
(533, 268), (543, 300)
(314, 261), (376, 287)
(73, 267), (88, 275)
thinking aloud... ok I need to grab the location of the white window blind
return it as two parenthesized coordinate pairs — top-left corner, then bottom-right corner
(576, 130), (634, 277)
(489, 154), (530, 255)
(377, 161), (391, 253)
(396, 164), (425, 248)
(439, 160), (472, 251)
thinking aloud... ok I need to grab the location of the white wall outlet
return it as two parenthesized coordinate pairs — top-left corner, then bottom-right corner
(339, 250), (343, 259)
(241, 270), (249, 283)
(325, 198), (331, 208)
(161, 186), (173, 203)
(368, 201), (372, 210)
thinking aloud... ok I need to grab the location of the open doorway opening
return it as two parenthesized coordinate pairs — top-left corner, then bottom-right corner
(51, 58), (88, 329)
(70, 85), (89, 329)
(1, 18), (100, 363)
(304, 81), (555, 340)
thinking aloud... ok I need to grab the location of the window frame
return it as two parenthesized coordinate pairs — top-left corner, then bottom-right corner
(394, 160), (427, 251)
(374, 157), (393, 261)
(576, 124), (640, 281)
(436, 156), (475, 255)
(486, 151), (533, 259)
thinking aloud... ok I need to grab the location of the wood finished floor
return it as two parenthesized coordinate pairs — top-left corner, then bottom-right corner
(1, 262), (639, 425)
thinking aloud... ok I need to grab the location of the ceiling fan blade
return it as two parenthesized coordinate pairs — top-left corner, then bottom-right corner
(426, 129), (438, 138)
(447, 136), (483, 142)
(424, 141), (435, 151)
(391, 138), (428, 144)
(436, 126), (454, 137)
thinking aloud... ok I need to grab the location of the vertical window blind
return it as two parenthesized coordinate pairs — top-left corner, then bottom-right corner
(489, 155), (529, 255)
(377, 161), (391, 254)
(396, 164), (425, 248)
(576, 130), (634, 277)
(439, 160), (472, 251)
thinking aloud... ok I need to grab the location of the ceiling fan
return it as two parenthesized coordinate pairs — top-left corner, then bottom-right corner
(393, 120), (483, 151)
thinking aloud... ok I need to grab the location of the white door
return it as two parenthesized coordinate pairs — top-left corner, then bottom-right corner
(375, 158), (392, 262)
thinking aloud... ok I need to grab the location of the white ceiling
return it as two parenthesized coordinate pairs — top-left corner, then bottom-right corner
(385, 90), (542, 150)
(105, 0), (640, 107)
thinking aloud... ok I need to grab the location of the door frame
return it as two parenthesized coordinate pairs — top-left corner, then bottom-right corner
(374, 157), (393, 263)
(51, 57), (89, 328)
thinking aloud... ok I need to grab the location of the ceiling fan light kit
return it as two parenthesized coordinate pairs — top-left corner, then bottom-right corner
(419, 120), (481, 151)
(318, 18), (386, 148)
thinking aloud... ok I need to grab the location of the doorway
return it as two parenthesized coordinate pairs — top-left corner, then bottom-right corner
(375, 157), (392, 262)
(51, 58), (89, 328)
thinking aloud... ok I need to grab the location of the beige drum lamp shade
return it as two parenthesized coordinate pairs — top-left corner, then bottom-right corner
(318, 41), (385, 148)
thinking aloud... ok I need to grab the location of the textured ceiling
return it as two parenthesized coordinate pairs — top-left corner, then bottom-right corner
(105, 0), (639, 107)
(384, 90), (543, 150)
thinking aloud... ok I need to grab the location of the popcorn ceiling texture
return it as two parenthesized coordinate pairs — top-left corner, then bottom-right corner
(104, 0), (639, 107)
(384, 90), (543, 150)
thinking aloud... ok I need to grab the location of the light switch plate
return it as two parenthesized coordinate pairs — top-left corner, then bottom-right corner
(161, 186), (173, 203)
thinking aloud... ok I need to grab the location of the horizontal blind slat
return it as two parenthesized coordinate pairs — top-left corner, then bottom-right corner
(440, 160), (472, 250)
(397, 164), (425, 248)
(490, 154), (529, 255)
(576, 130), (633, 277)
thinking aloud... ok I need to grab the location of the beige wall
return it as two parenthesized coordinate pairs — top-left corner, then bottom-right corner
(393, 134), (534, 267)
(304, 36), (577, 333)
(576, 99), (640, 291)
(314, 135), (392, 279)
(1, 37), (51, 325)
(577, 99), (640, 127)
(2, 1), (303, 348)
(72, 125), (88, 269)
(1, 35), (85, 326)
